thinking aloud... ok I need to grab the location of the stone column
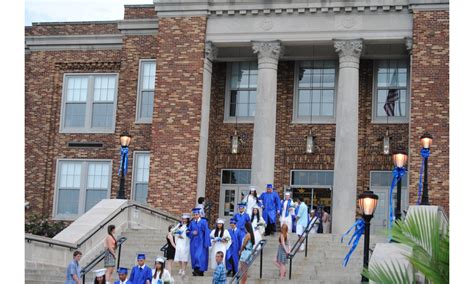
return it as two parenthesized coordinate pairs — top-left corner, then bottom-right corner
(250, 41), (283, 193)
(332, 39), (363, 234)
(196, 41), (217, 202)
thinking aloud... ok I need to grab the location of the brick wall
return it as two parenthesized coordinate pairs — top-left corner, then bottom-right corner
(124, 5), (157, 20)
(409, 9), (449, 214)
(148, 16), (208, 215)
(25, 29), (159, 218)
(25, 23), (119, 36)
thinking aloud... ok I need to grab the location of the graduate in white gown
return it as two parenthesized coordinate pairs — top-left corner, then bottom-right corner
(209, 218), (232, 270)
(280, 192), (295, 231)
(244, 186), (259, 216)
(173, 213), (191, 276)
(249, 205), (266, 249)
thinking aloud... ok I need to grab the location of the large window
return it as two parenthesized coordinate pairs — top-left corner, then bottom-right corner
(225, 62), (257, 122)
(132, 152), (150, 204)
(136, 60), (156, 123)
(54, 160), (112, 219)
(61, 74), (118, 133)
(290, 170), (334, 187)
(221, 169), (251, 185)
(294, 61), (337, 123)
(373, 59), (409, 123)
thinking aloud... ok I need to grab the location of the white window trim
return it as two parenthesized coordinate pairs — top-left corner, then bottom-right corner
(223, 62), (256, 124)
(52, 159), (113, 221)
(371, 59), (410, 124)
(292, 60), (338, 124)
(289, 169), (334, 188)
(135, 59), (156, 124)
(220, 169), (251, 185)
(59, 73), (119, 133)
(131, 151), (150, 203)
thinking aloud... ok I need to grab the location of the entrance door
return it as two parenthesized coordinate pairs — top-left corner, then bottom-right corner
(371, 189), (388, 235)
(219, 185), (250, 222)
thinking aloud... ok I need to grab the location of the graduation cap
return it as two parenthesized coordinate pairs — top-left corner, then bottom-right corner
(266, 184), (273, 189)
(238, 202), (247, 208)
(229, 218), (237, 224)
(137, 253), (146, 260)
(155, 256), (165, 263)
(249, 186), (257, 191)
(94, 268), (106, 278)
(285, 192), (291, 196)
(252, 205), (260, 210)
(117, 267), (128, 275)
(192, 208), (201, 214)
(182, 213), (191, 219)
(217, 218), (225, 224)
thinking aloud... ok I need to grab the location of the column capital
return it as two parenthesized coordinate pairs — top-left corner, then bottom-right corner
(334, 39), (363, 69)
(205, 41), (218, 62)
(252, 40), (284, 67)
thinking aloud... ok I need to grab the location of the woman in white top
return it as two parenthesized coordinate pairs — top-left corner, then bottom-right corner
(322, 207), (331, 234)
(245, 186), (258, 216)
(209, 218), (232, 270)
(173, 213), (191, 276)
(151, 257), (173, 284)
(250, 205), (266, 249)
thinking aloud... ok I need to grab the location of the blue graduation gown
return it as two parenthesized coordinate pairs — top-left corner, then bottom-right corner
(234, 212), (250, 231)
(281, 198), (293, 218)
(187, 218), (211, 272)
(259, 191), (281, 224)
(128, 265), (152, 284)
(226, 227), (245, 273)
(113, 280), (132, 284)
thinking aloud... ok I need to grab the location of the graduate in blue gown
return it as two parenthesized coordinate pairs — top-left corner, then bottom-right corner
(258, 183), (281, 236)
(129, 253), (152, 284)
(114, 267), (132, 284)
(225, 218), (246, 277)
(187, 207), (211, 276)
(233, 203), (250, 232)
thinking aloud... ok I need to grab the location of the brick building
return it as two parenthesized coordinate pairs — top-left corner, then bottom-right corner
(25, 0), (449, 234)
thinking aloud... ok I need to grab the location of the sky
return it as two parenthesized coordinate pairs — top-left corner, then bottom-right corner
(25, 0), (154, 26)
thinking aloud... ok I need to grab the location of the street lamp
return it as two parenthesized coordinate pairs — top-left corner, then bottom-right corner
(358, 190), (378, 283)
(118, 131), (131, 199)
(420, 132), (433, 205)
(392, 148), (408, 220)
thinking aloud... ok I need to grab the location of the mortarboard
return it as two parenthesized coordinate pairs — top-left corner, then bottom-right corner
(94, 268), (106, 278)
(117, 267), (128, 275)
(137, 253), (146, 260)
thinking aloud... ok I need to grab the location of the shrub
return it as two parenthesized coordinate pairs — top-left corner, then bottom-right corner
(25, 214), (67, 238)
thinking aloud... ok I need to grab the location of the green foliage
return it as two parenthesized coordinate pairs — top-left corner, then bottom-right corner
(361, 209), (449, 284)
(25, 214), (67, 238)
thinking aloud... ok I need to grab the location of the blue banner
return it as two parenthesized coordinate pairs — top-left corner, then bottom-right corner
(417, 148), (431, 204)
(341, 218), (365, 267)
(389, 166), (406, 236)
(118, 146), (129, 176)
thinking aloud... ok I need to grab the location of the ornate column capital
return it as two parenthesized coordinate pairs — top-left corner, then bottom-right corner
(205, 41), (218, 61)
(405, 37), (413, 54)
(252, 40), (284, 69)
(333, 39), (363, 69)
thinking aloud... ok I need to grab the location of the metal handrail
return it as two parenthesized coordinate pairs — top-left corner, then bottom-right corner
(230, 239), (267, 284)
(80, 236), (127, 283)
(25, 201), (180, 249)
(287, 214), (319, 280)
(160, 243), (169, 257)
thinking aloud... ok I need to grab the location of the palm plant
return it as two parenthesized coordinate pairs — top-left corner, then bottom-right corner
(362, 209), (449, 283)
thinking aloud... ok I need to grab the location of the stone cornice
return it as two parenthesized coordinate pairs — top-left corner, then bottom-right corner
(25, 34), (123, 51)
(117, 19), (159, 35)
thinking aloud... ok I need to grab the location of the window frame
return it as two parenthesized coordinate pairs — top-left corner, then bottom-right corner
(292, 60), (339, 124)
(53, 159), (113, 221)
(223, 62), (258, 124)
(371, 59), (410, 124)
(59, 73), (119, 133)
(131, 151), (151, 204)
(135, 59), (156, 124)
(289, 169), (334, 188)
(220, 169), (252, 185)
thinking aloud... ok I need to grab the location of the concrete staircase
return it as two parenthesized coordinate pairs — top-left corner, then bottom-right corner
(26, 227), (387, 283)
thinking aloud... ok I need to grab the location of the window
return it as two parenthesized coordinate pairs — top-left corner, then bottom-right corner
(61, 74), (118, 133)
(294, 61), (337, 123)
(221, 169), (251, 185)
(370, 171), (407, 187)
(132, 152), (150, 204)
(54, 160), (112, 219)
(136, 60), (156, 123)
(373, 59), (409, 123)
(225, 62), (258, 122)
(290, 170), (334, 187)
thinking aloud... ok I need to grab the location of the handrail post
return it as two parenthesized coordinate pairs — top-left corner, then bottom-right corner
(305, 232), (309, 258)
(82, 273), (86, 283)
(260, 242), (263, 279)
(289, 257), (293, 280)
(117, 241), (123, 269)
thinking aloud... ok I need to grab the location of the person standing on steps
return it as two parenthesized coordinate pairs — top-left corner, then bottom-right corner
(188, 207), (211, 276)
(273, 224), (291, 280)
(234, 202), (250, 232)
(259, 184), (281, 236)
(280, 192), (295, 232)
(209, 218), (232, 270)
(322, 207), (331, 234)
(295, 197), (309, 251)
(174, 213), (191, 276)
(165, 224), (176, 275)
(151, 257), (173, 284)
(226, 218), (243, 277)
(93, 268), (106, 284)
(244, 186), (259, 216)
(250, 205), (265, 249)
(104, 225), (117, 284)
(65, 250), (82, 284)
(212, 251), (227, 284)
(238, 222), (255, 284)
(196, 197), (206, 218)
(114, 267), (132, 284)
(129, 253), (152, 284)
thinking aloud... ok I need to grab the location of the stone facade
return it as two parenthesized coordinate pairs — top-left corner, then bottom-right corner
(409, 9), (449, 214)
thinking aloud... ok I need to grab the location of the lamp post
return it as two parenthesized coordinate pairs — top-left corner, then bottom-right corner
(392, 148), (408, 220)
(118, 131), (131, 199)
(420, 132), (433, 205)
(358, 190), (378, 283)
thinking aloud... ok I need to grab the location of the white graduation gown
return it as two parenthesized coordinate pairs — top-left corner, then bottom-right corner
(245, 195), (258, 216)
(251, 216), (265, 249)
(173, 224), (190, 262)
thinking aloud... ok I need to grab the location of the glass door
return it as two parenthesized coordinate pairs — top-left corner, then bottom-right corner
(220, 186), (236, 223)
